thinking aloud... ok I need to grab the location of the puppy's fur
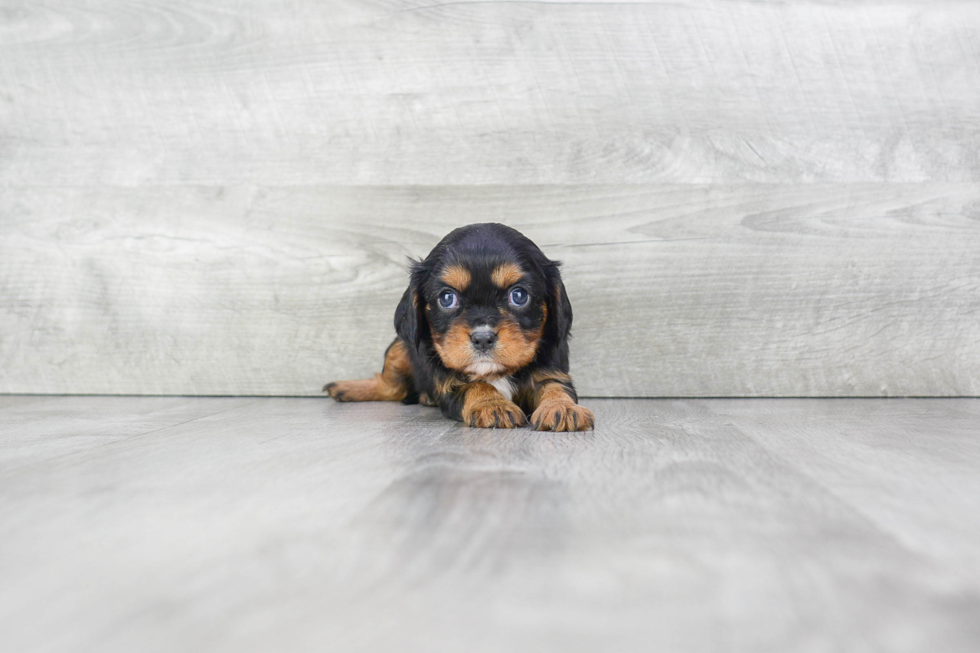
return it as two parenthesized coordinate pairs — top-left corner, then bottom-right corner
(324, 223), (593, 431)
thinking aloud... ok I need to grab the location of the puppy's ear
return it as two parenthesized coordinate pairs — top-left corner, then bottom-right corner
(544, 260), (573, 342)
(394, 260), (428, 351)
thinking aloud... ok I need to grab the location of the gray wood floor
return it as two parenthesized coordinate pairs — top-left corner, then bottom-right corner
(2, 396), (979, 652)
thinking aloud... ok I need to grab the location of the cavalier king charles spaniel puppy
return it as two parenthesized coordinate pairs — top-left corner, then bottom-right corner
(324, 223), (593, 431)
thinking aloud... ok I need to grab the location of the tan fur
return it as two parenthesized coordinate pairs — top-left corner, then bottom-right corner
(432, 322), (474, 371)
(530, 381), (594, 432)
(440, 265), (471, 291)
(323, 340), (412, 402)
(433, 306), (546, 380)
(491, 263), (524, 289)
(461, 382), (527, 428)
(435, 374), (465, 398)
(494, 316), (543, 371)
(530, 369), (571, 385)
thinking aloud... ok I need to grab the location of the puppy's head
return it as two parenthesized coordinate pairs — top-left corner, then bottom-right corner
(395, 223), (571, 380)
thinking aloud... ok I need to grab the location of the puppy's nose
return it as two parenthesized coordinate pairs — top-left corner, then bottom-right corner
(470, 330), (497, 352)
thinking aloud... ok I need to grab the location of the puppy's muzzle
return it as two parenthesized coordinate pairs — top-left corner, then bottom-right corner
(470, 329), (496, 353)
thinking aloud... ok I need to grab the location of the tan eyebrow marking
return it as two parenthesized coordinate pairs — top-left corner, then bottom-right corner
(440, 265), (471, 291)
(491, 263), (523, 288)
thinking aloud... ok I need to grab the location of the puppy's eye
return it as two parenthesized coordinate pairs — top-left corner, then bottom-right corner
(438, 290), (459, 309)
(509, 287), (529, 307)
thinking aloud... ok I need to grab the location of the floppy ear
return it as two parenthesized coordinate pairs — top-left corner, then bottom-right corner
(544, 260), (573, 343)
(394, 260), (428, 352)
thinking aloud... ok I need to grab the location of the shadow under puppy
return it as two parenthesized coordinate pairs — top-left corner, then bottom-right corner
(324, 223), (594, 431)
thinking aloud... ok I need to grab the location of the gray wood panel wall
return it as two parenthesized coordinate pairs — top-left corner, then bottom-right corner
(2, 0), (979, 397)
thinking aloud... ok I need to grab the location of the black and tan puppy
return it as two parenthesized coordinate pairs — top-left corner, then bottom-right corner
(324, 223), (593, 431)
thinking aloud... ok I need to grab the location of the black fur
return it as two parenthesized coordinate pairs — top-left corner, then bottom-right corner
(393, 223), (575, 420)
(325, 222), (592, 430)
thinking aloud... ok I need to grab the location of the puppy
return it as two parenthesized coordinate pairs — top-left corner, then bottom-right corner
(324, 223), (594, 431)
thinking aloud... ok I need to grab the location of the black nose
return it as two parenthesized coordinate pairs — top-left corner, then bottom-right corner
(470, 330), (497, 352)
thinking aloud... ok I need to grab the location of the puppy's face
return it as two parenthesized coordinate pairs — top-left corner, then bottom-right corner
(395, 223), (572, 382)
(422, 258), (547, 379)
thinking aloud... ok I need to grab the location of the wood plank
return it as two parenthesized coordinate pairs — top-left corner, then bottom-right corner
(0, 396), (254, 472)
(1, 397), (979, 652)
(0, 0), (978, 185)
(708, 398), (980, 582)
(2, 184), (979, 396)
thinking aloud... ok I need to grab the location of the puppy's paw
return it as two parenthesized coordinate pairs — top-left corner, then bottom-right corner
(531, 402), (594, 432)
(465, 399), (528, 429)
(323, 380), (372, 402)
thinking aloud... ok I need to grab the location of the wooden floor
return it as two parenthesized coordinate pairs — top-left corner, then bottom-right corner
(2, 396), (979, 652)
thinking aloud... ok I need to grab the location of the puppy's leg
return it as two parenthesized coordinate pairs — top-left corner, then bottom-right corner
(324, 339), (415, 402)
(528, 371), (594, 432)
(437, 377), (527, 428)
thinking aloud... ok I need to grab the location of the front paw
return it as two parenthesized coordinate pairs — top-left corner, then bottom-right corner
(531, 402), (594, 432)
(465, 400), (528, 429)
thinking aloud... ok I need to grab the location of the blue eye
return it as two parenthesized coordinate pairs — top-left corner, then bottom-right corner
(509, 287), (529, 307)
(438, 290), (458, 309)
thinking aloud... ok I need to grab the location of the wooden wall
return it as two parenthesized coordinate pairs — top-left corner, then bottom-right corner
(2, 0), (979, 396)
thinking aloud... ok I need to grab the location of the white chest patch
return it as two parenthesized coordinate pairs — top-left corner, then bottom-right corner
(489, 376), (515, 402)
(466, 360), (506, 378)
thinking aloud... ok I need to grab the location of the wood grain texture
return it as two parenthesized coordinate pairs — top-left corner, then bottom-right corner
(0, 395), (255, 471)
(1, 396), (979, 652)
(3, 184), (979, 396)
(0, 0), (978, 185)
(3, 0), (980, 396)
